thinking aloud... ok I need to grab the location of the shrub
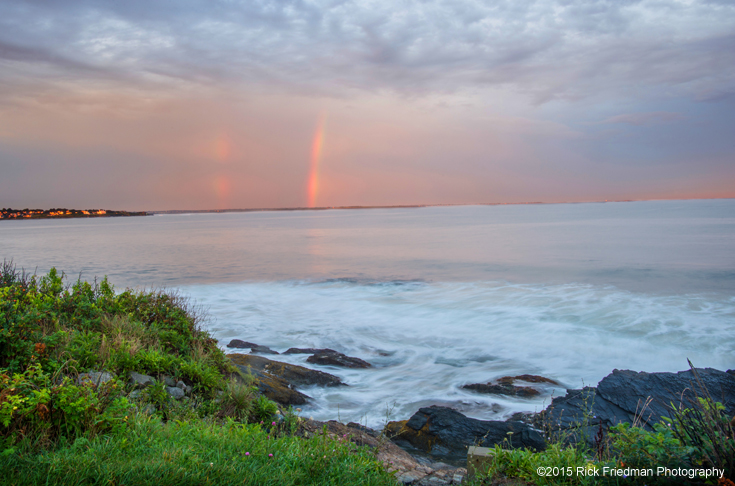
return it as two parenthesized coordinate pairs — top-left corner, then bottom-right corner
(251, 395), (278, 423)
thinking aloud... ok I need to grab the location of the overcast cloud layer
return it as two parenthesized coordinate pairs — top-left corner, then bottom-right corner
(1, 0), (734, 210)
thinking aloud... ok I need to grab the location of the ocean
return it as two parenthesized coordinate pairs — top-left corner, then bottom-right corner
(2, 199), (734, 427)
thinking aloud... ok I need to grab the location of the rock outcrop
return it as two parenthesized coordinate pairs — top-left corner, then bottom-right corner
(229, 353), (345, 387)
(386, 406), (545, 464)
(284, 347), (337, 355)
(229, 354), (310, 406)
(307, 351), (371, 368)
(226, 339), (279, 354)
(129, 371), (155, 388)
(463, 374), (559, 398)
(77, 371), (115, 387)
(539, 367), (735, 446)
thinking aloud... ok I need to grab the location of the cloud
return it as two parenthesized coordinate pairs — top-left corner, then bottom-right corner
(0, 0), (733, 104)
(600, 111), (685, 126)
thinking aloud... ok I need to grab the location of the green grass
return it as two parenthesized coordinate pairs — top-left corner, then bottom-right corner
(0, 263), (397, 485)
(1, 415), (395, 486)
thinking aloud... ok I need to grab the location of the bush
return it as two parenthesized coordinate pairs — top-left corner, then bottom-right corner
(0, 263), (395, 485)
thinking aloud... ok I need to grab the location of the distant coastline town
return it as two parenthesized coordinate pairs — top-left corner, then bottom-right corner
(0, 208), (149, 220)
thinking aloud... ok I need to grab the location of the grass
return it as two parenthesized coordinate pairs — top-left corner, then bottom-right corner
(0, 262), (397, 485)
(1, 416), (395, 486)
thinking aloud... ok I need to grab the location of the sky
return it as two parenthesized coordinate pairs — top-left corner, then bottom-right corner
(0, 0), (734, 211)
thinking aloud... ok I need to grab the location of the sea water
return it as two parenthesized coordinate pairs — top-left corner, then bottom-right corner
(2, 199), (734, 427)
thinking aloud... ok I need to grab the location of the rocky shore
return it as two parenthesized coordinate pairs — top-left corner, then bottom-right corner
(225, 339), (735, 485)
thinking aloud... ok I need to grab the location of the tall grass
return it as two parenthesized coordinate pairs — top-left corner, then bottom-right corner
(1, 415), (396, 486)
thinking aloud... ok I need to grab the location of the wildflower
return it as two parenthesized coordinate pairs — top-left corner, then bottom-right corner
(272, 421), (276, 426)
(245, 452), (250, 456)
(268, 454), (273, 457)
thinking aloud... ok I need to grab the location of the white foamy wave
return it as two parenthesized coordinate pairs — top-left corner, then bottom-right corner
(183, 280), (735, 428)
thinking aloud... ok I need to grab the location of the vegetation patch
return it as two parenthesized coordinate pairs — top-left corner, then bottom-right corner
(0, 262), (396, 485)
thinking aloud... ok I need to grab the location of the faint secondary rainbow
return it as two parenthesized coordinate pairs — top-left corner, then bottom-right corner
(307, 115), (325, 208)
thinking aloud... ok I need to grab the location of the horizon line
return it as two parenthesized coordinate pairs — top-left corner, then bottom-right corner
(148, 196), (734, 215)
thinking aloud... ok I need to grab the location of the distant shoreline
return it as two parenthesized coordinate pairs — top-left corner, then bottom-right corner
(0, 208), (149, 221)
(3, 197), (731, 220)
(149, 196), (733, 216)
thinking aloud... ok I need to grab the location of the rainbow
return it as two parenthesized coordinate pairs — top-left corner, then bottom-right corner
(307, 115), (325, 208)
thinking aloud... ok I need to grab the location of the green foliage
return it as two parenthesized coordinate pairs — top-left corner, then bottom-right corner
(609, 422), (692, 471)
(136, 349), (179, 375)
(67, 331), (102, 369)
(668, 397), (735, 479)
(0, 263), (231, 447)
(0, 417), (396, 486)
(472, 442), (606, 486)
(140, 381), (171, 413)
(0, 364), (133, 444)
(0, 263), (401, 484)
(251, 395), (278, 423)
(179, 359), (223, 392)
(218, 378), (256, 421)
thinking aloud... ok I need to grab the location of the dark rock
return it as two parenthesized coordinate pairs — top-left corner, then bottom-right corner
(539, 387), (634, 447)
(229, 355), (310, 406)
(228, 353), (345, 387)
(250, 345), (279, 355)
(77, 371), (115, 387)
(166, 386), (185, 400)
(540, 368), (735, 447)
(307, 351), (371, 368)
(130, 372), (155, 388)
(226, 339), (279, 354)
(498, 375), (559, 385)
(284, 347), (337, 355)
(463, 383), (540, 398)
(347, 422), (380, 438)
(227, 339), (259, 348)
(385, 406), (545, 464)
(463, 375), (558, 398)
(596, 368), (735, 427)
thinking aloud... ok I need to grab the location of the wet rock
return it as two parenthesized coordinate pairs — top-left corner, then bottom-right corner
(463, 375), (558, 398)
(307, 351), (371, 368)
(166, 386), (185, 400)
(130, 372), (155, 388)
(226, 339), (279, 354)
(284, 347), (337, 355)
(77, 371), (115, 387)
(538, 387), (632, 447)
(229, 354), (345, 387)
(229, 354), (310, 406)
(539, 367), (735, 447)
(597, 368), (735, 423)
(498, 375), (559, 385)
(386, 406), (545, 464)
(462, 383), (540, 398)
